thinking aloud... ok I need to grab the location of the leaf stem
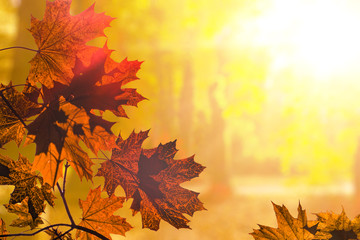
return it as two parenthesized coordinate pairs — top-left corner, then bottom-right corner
(90, 157), (109, 160)
(63, 162), (70, 191)
(0, 223), (109, 240)
(0, 91), (27, 127)
(0, 46), (38, 53)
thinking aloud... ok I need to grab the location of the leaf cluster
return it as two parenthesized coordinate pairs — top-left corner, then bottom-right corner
(0, 0), (205, 239)
(251, 202), (360, 240)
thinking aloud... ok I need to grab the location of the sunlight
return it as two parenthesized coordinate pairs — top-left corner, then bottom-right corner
(215, 0), (360, 184)
(254, 0), (360, 80)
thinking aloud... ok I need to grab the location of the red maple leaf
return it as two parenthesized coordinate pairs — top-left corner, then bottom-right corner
(96, 130), (206, 230)
(45, 45), (145, 120)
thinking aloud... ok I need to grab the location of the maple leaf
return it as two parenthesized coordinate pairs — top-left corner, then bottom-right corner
(31, 136), (94, 187)
(30, 143), (65, 187)
(28, 100), (112, 186)
(60, 101), (116, 156)
(0, 82), (41, 148)
(251, 203), (315, 240)
(27, 44), (144, 187)
(26, 99), (67, 156)
(4, 197), (43, 229)
(313, 209), (360, 240)
(0, 154), (55, 224)
(51, 45), (145, 121)
(76, 186), (132, 240)
(0, 219), (7, 240)
(96, 130), (205, 230)
(28, 0), (113, 88)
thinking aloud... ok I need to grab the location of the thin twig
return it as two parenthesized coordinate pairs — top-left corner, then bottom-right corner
(63, 162), (70, 191)
(53, 227), (73, 240)
(57, 182), (75, 226)
(0, 223), (109, 240)
(56, 163), (74, 226)
(0, 46), (38, 53)
(90, 157), (109, 160)
(100, 149), (110, 160)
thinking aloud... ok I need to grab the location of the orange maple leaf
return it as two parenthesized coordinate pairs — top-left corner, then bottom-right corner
(28, 0), (113, 88)
(251, 203), (316, 240)
(76, 186), (132, 240)
(96, 130), (206, 230)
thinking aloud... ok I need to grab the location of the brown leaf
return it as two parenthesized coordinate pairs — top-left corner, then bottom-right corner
(0, 82), (41, 148)
(96, 130), (205, 230)
(28, 0), (113, 88)
(0, 154), (55, 225)
(314, 209), (360, 239)
(4, 197), (43, 229)
(251, 203), (315, 240)
(76, 186), (132, 240)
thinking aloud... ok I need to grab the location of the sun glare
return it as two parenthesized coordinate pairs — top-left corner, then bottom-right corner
(254, 0), (360, 80)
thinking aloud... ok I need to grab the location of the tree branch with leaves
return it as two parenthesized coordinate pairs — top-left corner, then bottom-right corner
(0, 0), (205, 239)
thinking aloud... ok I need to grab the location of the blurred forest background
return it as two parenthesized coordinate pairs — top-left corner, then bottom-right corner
(2, 0), (360, 239)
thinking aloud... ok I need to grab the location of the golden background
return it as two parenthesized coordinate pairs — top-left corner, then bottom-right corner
(1, 0), (360, 239)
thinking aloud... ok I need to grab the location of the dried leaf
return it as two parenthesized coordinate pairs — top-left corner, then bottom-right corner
(4, 197), (43, 229)
(0, 154), (55, 224)
(76, 186), (132, 240)
(96, 130), (205, 230)
(0, 82), (40, 148)
(251, 203), (315, 240)
(314, 209), (360, 239)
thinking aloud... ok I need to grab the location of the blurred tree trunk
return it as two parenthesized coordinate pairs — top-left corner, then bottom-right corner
(207, 83), (227, 184)
(179, 57), (194, 153)
(354, 137), (360, 211)
(155, 51), (176, 140)
(11, 0), (44, 85)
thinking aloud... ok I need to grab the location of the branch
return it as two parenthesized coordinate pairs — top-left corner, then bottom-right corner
(63, 162), (70, 191)
(53, 228), (72, 240)
(0, 46), (38, 53)
(56, 163), (75, 226)
(0, 223), (109, 240)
